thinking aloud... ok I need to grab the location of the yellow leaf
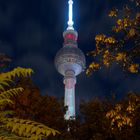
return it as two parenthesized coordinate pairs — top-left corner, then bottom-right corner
(36, 128), (42, 135)
(46, 130), (51, 136)
(26, 125), (34, 134)
(11, 123), (19, 133)
(127, 28), (136, 38)
(108, 8), (118, 17)
(117, 19), (122, 25)
(31, 126), (38, 134)
(128, 64), (139, 73)
(95, 34), (106, 42)
(18, 124), (26, 136)
(116, 53), (126, 61)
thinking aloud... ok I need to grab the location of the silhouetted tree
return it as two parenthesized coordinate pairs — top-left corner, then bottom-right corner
(0, 53), (11, 71)
(13, 78), (65, 131)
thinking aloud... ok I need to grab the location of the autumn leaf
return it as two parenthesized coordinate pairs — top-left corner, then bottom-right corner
(116, 53), (126, 61)
(128, 64), (139, 73)
(127, 28), (136, 38)
(108, 8), (118, 17)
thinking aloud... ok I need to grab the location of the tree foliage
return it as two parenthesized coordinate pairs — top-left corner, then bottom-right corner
(46, 93), (140, 140)
(87, 0), (140, 75)
(75, 93), (140, 140)
(0, 67), (59, 139)
(2, 118), (59, 139)
(12, 78), (64, 131)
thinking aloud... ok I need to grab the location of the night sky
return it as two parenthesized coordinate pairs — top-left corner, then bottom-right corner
(0, 0), (140, 106)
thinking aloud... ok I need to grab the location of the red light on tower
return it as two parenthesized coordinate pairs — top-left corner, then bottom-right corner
(65, 33), (77, 41)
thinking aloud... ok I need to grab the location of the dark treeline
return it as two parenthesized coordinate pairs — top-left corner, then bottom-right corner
(12, 77), (140, 140)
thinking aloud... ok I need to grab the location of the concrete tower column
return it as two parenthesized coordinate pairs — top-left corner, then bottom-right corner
(63, 71), (76, 120)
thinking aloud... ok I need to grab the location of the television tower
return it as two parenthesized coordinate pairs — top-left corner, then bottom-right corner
(55, 0), (86, 120)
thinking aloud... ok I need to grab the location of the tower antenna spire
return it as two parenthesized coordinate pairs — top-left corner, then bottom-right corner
(67, 0), (74, 30)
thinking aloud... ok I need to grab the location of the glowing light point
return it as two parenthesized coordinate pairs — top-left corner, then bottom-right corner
(67, 0), (74, 30)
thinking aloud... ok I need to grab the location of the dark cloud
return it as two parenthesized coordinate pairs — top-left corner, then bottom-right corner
(16, 20), (43, 49)
(0, 41), (14, 56)
(15, 53), (53, 91)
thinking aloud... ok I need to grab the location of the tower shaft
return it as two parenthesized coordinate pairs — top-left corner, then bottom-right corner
(64, 71), (76, 120)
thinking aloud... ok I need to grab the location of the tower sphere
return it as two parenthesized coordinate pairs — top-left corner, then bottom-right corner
(55, 30), (86, 76)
